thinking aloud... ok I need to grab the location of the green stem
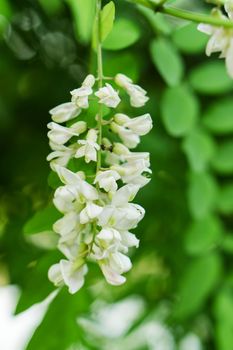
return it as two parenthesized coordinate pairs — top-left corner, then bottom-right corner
(130, 0), (233, 28)
(160, 6), (233, 28)
(96, 0), (103, 173)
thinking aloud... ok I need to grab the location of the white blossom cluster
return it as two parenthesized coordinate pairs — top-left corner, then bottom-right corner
(198, 0), (233, 78)
(47, 73), (152, 293)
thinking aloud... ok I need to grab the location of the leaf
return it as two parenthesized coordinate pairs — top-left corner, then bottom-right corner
(214, 285), (233, 350)
(189, 61), (233, 95)
(212, 140), (233, 175)
(203, 98), (233, 135)
(218, 183), (233, 215)
(15, 253), (59, 314)
(150, 38), (184, 86)
(101, 1), (115, 42)
(23, 205), (61, 235)
(188, 172), (218, 219)
(221, 234), (233, 253)
(26, 288), (90, 350)
(172, 23), (208, 54)
(67, 0), (96, 44)
(102, 18), (141, 50)
(139, 7), (172, 35)
(103, 52), (141, 81)
(174, 253), (222, 319)
(161, 86), (198, 137)
(184, 215), (222, 255)
(38, 0), (63, 15)
(182, 129), (216, 172)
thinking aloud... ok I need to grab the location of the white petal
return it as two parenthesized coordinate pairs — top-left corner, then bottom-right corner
(49, 102), (80, 123)
(99, 262), (126, 286)
(112, 184), (140, 206)
(48, 263), (63, 287)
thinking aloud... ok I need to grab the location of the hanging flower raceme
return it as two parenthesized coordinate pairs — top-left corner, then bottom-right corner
(47, 73), (153, 294)
(198, 1), (233, 78)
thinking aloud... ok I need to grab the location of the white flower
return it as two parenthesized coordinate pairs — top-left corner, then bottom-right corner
(49, 102), (81, 123)
(121, 231), (139, 248)
(48, 260), (88, 294)
(115, 73), (149, 107)
(112, 159), (151, 187)
(98, 184), (145, 231)
(99, 252), (132, 286)
(70, 74), (95, 109)
(47, 121), (87, 145)
(111, 122), (140, 149)
(80, 202), (103, 224)
(94, 170), (120, 193)
(53, 185), (77, 213)
(53, 211), (79, 236)
(114, 113), (153, 136)
(95, 83), (121, 108)
(76, 129), (100, 163)
(198, 6), (233, 78)
(47, 143), (76, 169)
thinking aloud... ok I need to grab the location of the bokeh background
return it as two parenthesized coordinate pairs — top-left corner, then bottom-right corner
(0, 0), (233, 349)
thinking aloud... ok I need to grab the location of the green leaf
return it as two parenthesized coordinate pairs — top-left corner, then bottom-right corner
(218, 183), (233, 215)
(221, 234), (233, 253)
(103, 52), (141, 81)
(102, 18), (141, 50)
(172, 23), (208, 54)
(214, 286), (233, 350)
(26, 288), (90, 350)
(101, 1), (115, 42)
(174, 253), (222, 319)
(15, 253), (59, 314)
(161, 86), (198, 137)
(23, 205), (61, 235)
(188, 172), (218, 219)
(182, 129), (216, 172)
(38, 0), (63, 15)
(212, 140), (233, 175)
(189, 61), (233, 95)
(185, 215), (222, 255)
(203, 98), (233, 135)
(67, 0), (96, 44)
(139, 7), (172, 35)
(150, 38), (184, 86)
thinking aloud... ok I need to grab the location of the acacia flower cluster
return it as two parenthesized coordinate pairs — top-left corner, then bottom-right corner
(47, 73), (152, 294)
(198, 0), (233, 78)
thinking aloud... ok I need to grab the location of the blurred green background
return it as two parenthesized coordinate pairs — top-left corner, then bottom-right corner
(0, 0), (233, 349)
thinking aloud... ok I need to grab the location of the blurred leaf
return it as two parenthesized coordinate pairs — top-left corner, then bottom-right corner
(203, 98), (233, 134)
(214, 285), (233, 350)
(174, 253), (222, 319)
(103, 52), (141, 81)
(182, 129), (215, 172)
(23, 205), (61, 235)
(188, 172), (218, 219)
(0, 0), (12, 19)
(189, 61), (233, 95)
(150, 38), (184, 86)
(218, 183), (233, 215)
(38, 0), (63, 15)
(102, 18), (141, 50)
(15, 253), (58, 314)
(221, 234), (233, 253)
(185, 215), (222, 255)
(139, 6), (172, 35)
(101, 1), (115, 42)
(161, 86), (198, 136)
(172, 23), (207, 54)
(67, 0), (96, 44)
(212, 140), (233, 175)
(26, 288), (90, 350)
